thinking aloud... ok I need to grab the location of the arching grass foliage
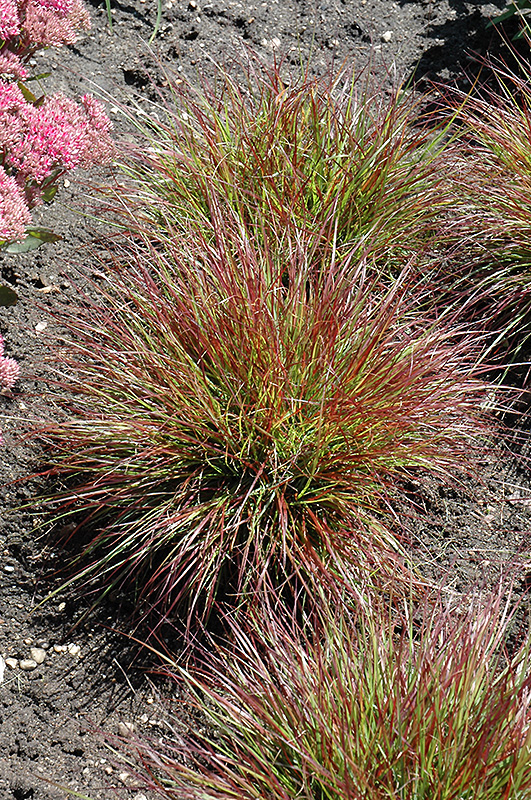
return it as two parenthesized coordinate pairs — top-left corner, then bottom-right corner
(39, 211), (494, 622)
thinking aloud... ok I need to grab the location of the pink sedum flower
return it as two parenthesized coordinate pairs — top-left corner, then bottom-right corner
(37, 0), (75, 11)
(0, 334), (20, 391)
(79, 94), (114, 164)
(0, 334), (19, 446)
(8, 94), (84, 182)
(22, 0), (90, 47)
(0, 0), (20, 39)
(0, 0), (90, 49)
(0, 165), (31, 240)
(0, 51), (28, 80)
(0, 86), (113, 189)
(0, 82), (28, 149)
(0, 0), (111, 245)
(5, 92), (113, 183)
(0, 81), (26, 110)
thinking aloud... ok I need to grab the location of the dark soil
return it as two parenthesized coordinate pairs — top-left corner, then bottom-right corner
(1, 1), (529, 797)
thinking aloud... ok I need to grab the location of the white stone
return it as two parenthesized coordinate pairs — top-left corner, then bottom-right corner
(30, 648), (46, 665)
(117, 721), (135, 737)
(381, 30), (393, 42)
(19, 659), (37, 671)
(5, 658), (18, 669)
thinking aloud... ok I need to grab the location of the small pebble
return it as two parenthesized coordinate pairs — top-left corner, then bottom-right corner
(3, 565), (15, 574)
(24, 638), (32, 646)
(117, 721), (135, 737)
(57, 602), (66, 612)
(67, 643), (81, 656)
(35, 321), (48, 333)
(381, 30), (393, 42)
(30, 648), (46, 665)
(19, 659), (37, 671)
(53, 644), (67, 653)
(5, 658), (18, 669)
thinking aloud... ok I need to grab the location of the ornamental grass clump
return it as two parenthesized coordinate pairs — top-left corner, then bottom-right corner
(119, 60), (449, 264)
(440, 63), (531, 356)
(39, 211), (495, 620)
(121, 589), (531, 800)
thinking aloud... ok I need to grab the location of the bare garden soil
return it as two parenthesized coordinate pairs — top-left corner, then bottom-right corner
(0, 0), (530, 797)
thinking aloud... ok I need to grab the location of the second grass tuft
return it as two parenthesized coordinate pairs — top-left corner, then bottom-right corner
(115, 588), (531, 800)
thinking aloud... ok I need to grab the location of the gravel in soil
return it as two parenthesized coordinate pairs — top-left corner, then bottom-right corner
(1, 0), (530, 796)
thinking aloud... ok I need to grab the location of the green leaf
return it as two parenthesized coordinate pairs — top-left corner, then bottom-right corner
(42, 185), (58, 203)
(25, 72), (51, 82)
(26, 227), (62, 242)
(17, 81), (38, 103)
(0, 284), (18, 307)
(3, 228), (62, 253)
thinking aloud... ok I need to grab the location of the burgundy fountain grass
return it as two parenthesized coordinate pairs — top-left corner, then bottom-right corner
(36, 208), (498, 623)
(438, 60), (531, 358)
(114, 56), (451, 266)
(114, 586), (531, 800)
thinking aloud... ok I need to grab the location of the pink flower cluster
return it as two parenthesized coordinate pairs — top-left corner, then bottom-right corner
(0, 0), (110, 243)
(0, 0), (90, 54)
(0, 334), (19, 390)
(0, 334), (19, 446)
(1, 84), (114, 180)
(0, 165), (31, 240)
(0, 49), (27, 80)
(0, 83), (113, 241)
